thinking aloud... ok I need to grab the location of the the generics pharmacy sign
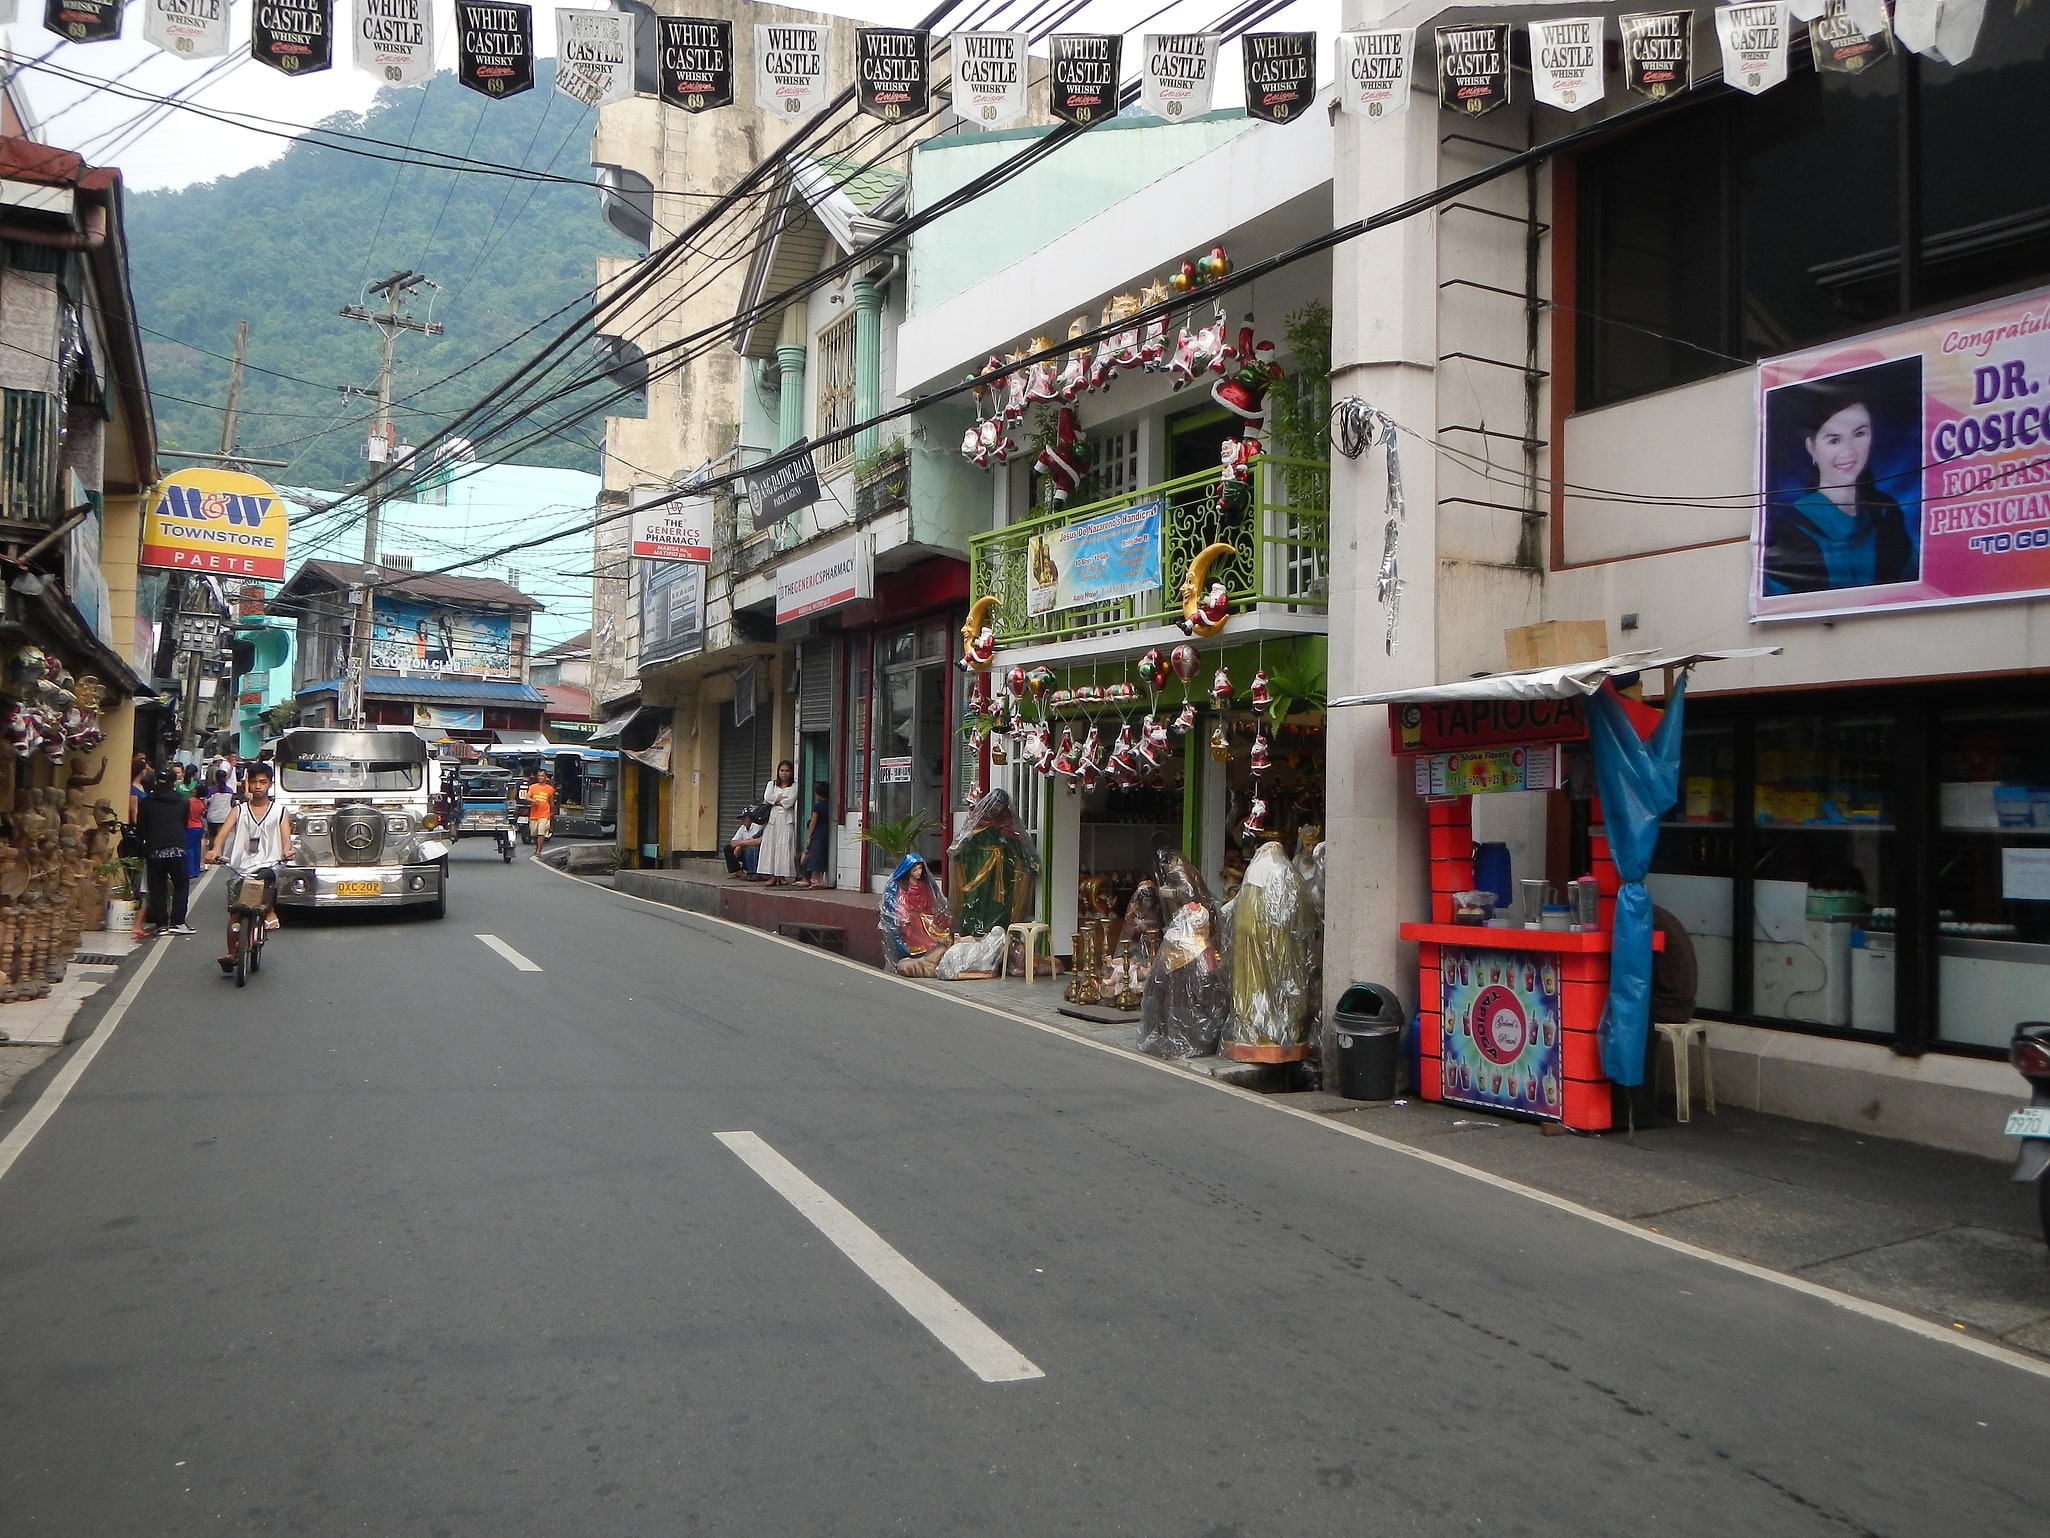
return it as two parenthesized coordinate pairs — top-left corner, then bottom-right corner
(775, 532), (872, 622)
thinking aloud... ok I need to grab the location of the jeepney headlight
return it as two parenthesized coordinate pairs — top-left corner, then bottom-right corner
(385, 814), (411, 833)
(303, 817), (328, 834)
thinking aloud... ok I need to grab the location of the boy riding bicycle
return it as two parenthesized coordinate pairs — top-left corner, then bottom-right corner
(203, 761), (293, 974)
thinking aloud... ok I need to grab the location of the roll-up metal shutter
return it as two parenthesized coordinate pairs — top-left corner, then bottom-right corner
(718, 701), (774, 842)
(798, 639), (836, 733)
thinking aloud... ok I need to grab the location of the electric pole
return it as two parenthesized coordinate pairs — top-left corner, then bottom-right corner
(339, 272), (441, 727)
(160, 320), (290, 472)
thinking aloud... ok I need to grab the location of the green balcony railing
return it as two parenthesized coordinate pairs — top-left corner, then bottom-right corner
(968, 454), (1329, 648)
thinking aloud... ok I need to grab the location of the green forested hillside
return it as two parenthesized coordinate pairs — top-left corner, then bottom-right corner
(127, 62), (633, 490)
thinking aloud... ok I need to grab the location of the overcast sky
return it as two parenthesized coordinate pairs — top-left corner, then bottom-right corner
(4, 0), (1341, 192)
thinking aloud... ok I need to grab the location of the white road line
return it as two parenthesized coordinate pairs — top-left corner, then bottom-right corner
(475, 933), (541, 971)
(547, 861), (2050, 1382)
(0, 871), (204, 1186)
(716, 1129), (1045, 1385)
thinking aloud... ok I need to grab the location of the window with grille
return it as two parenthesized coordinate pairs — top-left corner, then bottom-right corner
(814, 313), (858, 474)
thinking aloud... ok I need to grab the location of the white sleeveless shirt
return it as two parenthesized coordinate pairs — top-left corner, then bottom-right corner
(226, 797), (286, 875)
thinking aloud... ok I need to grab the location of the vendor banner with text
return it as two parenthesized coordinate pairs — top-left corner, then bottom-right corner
(1026, 498), (1162, 616)
(1754, 285), (2050, 621)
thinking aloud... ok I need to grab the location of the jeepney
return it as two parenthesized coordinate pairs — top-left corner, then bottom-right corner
(273, 727), (449, 917)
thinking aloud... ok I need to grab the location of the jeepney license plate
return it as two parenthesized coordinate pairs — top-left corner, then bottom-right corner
(2006, 1107), (2050, 1139)
(335, 881), (382, 898)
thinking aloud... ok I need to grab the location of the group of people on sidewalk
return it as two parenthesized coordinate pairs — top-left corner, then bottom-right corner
(123, 750), (277, 942)
(724, 760), (831, 888)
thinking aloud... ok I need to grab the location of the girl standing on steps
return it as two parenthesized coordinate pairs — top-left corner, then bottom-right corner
(758, 761), (800, 887)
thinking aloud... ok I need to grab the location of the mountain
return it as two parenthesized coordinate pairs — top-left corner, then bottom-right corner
(125, 62), (635, 492)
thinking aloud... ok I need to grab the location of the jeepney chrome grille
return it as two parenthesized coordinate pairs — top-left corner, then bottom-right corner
(330, 806), (385, 866)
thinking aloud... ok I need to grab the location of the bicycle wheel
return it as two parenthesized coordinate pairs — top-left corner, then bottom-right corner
(250, 925), (263, 974)
(234, 913), (253, 987)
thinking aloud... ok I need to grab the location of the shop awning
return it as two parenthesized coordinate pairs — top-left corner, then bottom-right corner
(587, 706), (642, 746)
(493, 730), (550, 751)
(1331, 648), (1780, 708)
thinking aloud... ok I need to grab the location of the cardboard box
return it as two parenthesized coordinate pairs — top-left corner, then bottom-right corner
(1505, 620), (1610, 672)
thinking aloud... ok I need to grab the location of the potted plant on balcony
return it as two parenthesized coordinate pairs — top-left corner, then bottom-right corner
(854, 441), (910, 520)
(858, 808), (936, 894)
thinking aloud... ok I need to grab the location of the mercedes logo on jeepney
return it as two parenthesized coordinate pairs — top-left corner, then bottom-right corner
(342, 822), (375, 851)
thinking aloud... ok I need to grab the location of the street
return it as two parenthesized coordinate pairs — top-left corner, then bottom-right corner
(0, 841), (2043, 1537)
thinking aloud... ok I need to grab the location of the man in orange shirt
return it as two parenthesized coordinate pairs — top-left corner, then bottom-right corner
(525, 771), (557, 860)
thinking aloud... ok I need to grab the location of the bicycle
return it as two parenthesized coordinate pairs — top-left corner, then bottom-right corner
(220, 865), (274, 988)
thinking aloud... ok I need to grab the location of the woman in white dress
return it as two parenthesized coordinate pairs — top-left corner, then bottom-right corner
(758, 760), (801, 886)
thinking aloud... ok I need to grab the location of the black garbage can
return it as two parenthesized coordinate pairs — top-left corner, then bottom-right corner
(1333, 982), (1404, 1101)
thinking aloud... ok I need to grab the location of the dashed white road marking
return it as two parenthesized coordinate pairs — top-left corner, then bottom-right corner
(475, 933), (541, 971)
(716, 1129), (1044, 1384)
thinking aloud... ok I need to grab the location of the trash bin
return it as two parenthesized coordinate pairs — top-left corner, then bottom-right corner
(1333, 982), (1404, 1101)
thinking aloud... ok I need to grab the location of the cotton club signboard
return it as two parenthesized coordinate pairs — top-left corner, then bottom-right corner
(142, 469), (291, 581)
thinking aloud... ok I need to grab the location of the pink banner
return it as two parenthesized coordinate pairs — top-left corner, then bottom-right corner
(1753, 284), (2050, 620)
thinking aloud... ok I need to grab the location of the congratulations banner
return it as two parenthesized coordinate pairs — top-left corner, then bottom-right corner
(1026, 498), (1162, 616)
(1753, 285), (2050, 621)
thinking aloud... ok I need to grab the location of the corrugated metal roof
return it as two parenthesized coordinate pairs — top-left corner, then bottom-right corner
(271, 560), (543, 611)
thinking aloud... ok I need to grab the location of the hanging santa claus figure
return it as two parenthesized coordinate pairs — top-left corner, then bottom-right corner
(1212, 316), (1284, 419)
(1035, 406), (1094, 507)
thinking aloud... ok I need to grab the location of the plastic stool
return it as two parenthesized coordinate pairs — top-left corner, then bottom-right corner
(1653, 1019), (1715, 1122)
(1003, 922), (1052, 984)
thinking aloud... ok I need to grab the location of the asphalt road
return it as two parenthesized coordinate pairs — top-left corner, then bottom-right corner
(1, 842), (2045, 1536)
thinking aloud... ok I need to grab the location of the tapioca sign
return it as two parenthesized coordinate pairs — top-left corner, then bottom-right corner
(250, 0), (336, 73)
(658, 16), (734, 112)
(1048, 34), (1121, 126)
(1388, 695), (1590, 755)
(44, 0), (122, 43)
(456, 1), (534, 98)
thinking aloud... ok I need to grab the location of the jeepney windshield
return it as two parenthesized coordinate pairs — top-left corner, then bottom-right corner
(281, 757), (425, 793)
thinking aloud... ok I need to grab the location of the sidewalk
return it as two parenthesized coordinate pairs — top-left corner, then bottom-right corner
(611, 857), (888, 966)
(0, 927), (147, 1110)
(582, 869), (2050, 1363)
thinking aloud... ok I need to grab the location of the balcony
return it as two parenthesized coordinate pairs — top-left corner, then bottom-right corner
(968, 455), (1328, 649)
(0, 388), (60, 528)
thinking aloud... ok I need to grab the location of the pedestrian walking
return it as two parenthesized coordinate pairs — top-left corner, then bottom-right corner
(802, 781), (831, 888)
(757, 761), (800, 887)
(526, 771), (556, 860)
(136, 771), (194, 936)
(182, 766), (206, 877)
(203, 771), (236, 843)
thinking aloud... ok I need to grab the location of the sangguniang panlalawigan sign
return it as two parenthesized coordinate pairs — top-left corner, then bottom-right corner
(369, 598), (514, 678)
(1753, 285), (2050, 621)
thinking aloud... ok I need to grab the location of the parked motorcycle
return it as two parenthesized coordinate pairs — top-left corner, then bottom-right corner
(2008, 1021), (2050, 1248)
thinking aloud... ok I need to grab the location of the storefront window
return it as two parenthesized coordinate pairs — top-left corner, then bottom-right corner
(1931, 706), (2050, 1049)
(845, 640), (869, 815)
(1750, 713), (1898, 1031)
(875, 627), (949, 867)
(1648, 721), (1737, 1012)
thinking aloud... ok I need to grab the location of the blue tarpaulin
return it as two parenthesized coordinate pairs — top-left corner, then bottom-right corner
(1588, 675), (1689, 1087)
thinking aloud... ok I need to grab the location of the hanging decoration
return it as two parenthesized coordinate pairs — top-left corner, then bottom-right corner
(1169, 643), (1199, 685)
(657, 15), (735, 111)
(1435, 23), (1510, 116)
(1208, 665), (1235, 706)
(1141, 32), (1220, 122)
(456, 2), (534, 97)
(1215, 435), (1260, 518)
(1714, 2), (1790, 96)
(145, 0), (233, 59)
(757, 20), (830, 119)
(1529, 17), (1604, 112)
(958, 596), (999, 672)
(44, 0), (121, 43)
(1810, 0), (1891, 73)
(1619, 12), (1691, 100)
(1894, 0), (1985, 65)
(252, 0), (336, 73)
(356, 0), (434, 85)
(1048, 34), (1122, 126)
(1138, 648), (1168, 695)
(554, 9), (635, 106)
(1332, 396), (1407, 654)
(1180, 544), (1237, 638)
(1335, 29), (1415, 120)
(856, 27), (931, 122)
(1249, 671), (1271, 712)
(1212, 318), (1282, 418)
(951, 30), (1029, 128)
(1242, 31), (1316, 124)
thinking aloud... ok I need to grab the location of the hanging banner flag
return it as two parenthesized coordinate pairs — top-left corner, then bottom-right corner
(1714, 3), (1789, 96)
(144, 0), (232, 57)
(45, 0), (123, 43)
(1789, 0), (1826, 17)
(353, 0), (433, 85)
(950, 30), (1028, 129)
(1811, 0), (1892, 73)
(1335, 29), (1415, 120)
(1529, 18), (1603, 111)
(1894, 0), (1985, 65)
(556, 8), (636, 107)
(251, 0), (336, 74)
(457, 1), (535, 97)
(756, 21), (829, 120)
(1619, 12), (1693, 100)
(1435, 24), (1510, 116)
(1140, 32), (1219, 122)
(657, 16), (734, 111)
(1048, 34), (1121, 127)
(855, 27), (930, 121)
(1242, 32), (1316, 124)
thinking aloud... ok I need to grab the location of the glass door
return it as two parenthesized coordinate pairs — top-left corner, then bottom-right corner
(875, 626), (950, 870)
